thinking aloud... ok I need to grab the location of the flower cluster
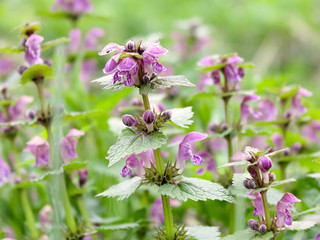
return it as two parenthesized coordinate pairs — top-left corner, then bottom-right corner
(52, 0), (92, 16)
(99, 39), (168, 87)
(121, 109), (172, 134)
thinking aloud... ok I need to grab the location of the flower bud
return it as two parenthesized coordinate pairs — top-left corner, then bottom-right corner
(258, 156), (272, 173)
(238, 67), (245, 78)
(211, 70), (220, 84)
(291, 142), (302, 153)
(15, 177), (22, 184)
(259, 224), (267, 233)
(126, 40), (135, 51)
(248, 219), (259, 230)
(44, 59), (53, 67)
(163, 110), (172, 120)
(243, 179), (257, 189)
(285, 111), (291, 119)
(142, 75), (150, 83)
(221, 123), (228, 131)
(18, 65), (28, 75)
(284, 148), (290, 156)
(269, 172), (276, 182)
(246, 155), (254, 163)
(208, 123), (217, 133)
(78, 168), (88, 187)
(26, 110), (36, 120)
(158, 103), (165, 112)
(122, 114), (137, 127)
(247, 165), (257, 178)
(143, 110), (155, 124)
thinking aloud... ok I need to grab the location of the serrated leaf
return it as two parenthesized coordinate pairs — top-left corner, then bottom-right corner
(0, 46), (24, 54)
(95, 222), (139, 231)
(107, 128), (167, 167)
(0, 118), (37, 127)
(159, 177), (235, 203)
(285, 221), (316, 231)
(64, 110), (107, 121)
(96, 176), (142, 200)
(42, 37), (70, 50)
(63, 161), (87, 174)
(218, 161), (247, 169)
(186, 226), (220, 240)
(92, 75), (126, 91)
(139, 75), (195, 94)
(21, 64), (54, 84)
(169, 107), (194, 128)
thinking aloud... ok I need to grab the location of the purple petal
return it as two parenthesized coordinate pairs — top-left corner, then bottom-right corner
(247, 191), (265, 219)
(99, 43), (123, 56)
(145, 43), (168, 55)
(123, 73), (135, 87)
(103, 58), (118, 74)
(271, 133), (283, 150)
(84, 27), (104, 50)
(258, 99), (278, 121)
(0, 157), (11, 184)
(117, 57), (137, 71)
(68, 28), (81, 53)
(120, 166), (132, 178)
(152, 61), (165, 74)
(226, 55), (244, 64)
(190, 154), (204, 165)
(198, 56), (214, 66)
(196, 168), (205, 175)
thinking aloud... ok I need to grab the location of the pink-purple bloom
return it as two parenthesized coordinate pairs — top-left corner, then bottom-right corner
(24, 34), (44, 66)
(302, 120), (320, 145)
(99, 39), (168, 87)
(24, 136), (50, 167)
(39, 205), (52, 232)
(195, 151), (218, 177)
(257, 99), (278, 121)
(150, 197), (180, 224)
(240, 94), (261, 124)
(0, 157), (11, 185)
(176, 132), (207, 172)
(276, 193), (301, 227)
(60, 129), (85, 163)
(52, 0), (92, 15)
(84, 28), (104, 50)
(247, 191), (265, 221)
(271, 132), (283, 150)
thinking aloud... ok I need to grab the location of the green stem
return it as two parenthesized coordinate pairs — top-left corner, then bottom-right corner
(35, 80), (46, 113)
(261, 190), (271, 229)
(76, 197), (99, 240)
(141, 93), (175, 239)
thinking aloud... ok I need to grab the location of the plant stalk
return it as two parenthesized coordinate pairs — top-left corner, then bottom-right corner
(141, 93), (175, 239)
(261, 190), (271, 229)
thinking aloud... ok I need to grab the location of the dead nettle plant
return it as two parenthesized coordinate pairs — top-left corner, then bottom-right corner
(93, 38), (236, 239)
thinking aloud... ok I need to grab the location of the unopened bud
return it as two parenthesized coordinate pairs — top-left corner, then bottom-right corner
(15, 177), (22, 184)
(142, 75), (150, 83)
(243, 179), (257, 189)
(122, 114), (137, 127)
(285, 111), (291, 119)
(78, 168), (88, 187)
(18, 65), (28, 75)
(284, 148), (290, 156)
(247, 165), (257, 178)
(269, 172), (276, 182)
(143, 110), (155, 124)
(258, 156), (272, 173)
(158, 103), (165, 112)
(208, 123), (217, 133)
(248, 219), (259, 230)
(163, 110), (172, 120)
(259, 224), (267, 233)
(221, 123), (228, 131)
(291, 142), (302, 153)
(26, 110), (36, 120)
(246, 155), (254, 163)
(44, 59), (52, 67)
(211, 70), (220, 84)
(126, 40), (135, 51)
(238, 67), (245, 78)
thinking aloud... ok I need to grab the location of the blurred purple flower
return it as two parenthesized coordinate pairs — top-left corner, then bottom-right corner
(271, 132), (283, 150)
(8, 96), (33, 121)
(24, 34), (44, 66)
(150, 197), (180, 224)
(291, 88), (312, 114)
(247, 190), (265, 221)
(240, 94), (261, 124)
(257, 99), (278, 121)
(195, 151), (218, 177)
(78, 168), (88, 187)
(99, 39), (167, 87)
(0, 157), (11, 185)
(52, 0), (92, 15)
(276, 193), (301, 227)
(68, 28), (82, 53)
(60, 129), (85, 163)
(81, 59), (97, 90)
(84, 28), (104, 50)
(315, 233), (320, 240)
(302, 120), (320, 145)
(231, 152), (246, 173)
(0, 57), (14, 77)
(39, 205), (52, 232)
(176, 132), (207, 172)
(24, 136), (50, 167)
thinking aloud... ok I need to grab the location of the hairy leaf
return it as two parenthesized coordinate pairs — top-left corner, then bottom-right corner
(186, 226), (220, 240)
(169, 107), (194, 128)
(95, 222), (140, 231)
(107, 128), (167, 167)
(96, 177), (142, 200)
(92, 75), (126, 91)
(285, 221), (316, 231)
(159, 177), (235, 203)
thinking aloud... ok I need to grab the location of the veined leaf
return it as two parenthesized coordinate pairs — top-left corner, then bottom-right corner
(107, 128), (167, 167)
(95, 222), (140, 231)
(0, 46), (24, 54)
(42, 37), (70, 50)
(21, 64), (54, 84)
(159, 177), (235, 203)
(96, 177), (142, 200)
(169, 107), (194, 128)
(285, 221), (316, 231)
(186, 226), (220, 240)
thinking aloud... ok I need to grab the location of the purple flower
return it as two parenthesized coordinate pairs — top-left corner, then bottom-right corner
(24, 34), (44, 66)
(0, 57), (14, 77)
(99, 39), (167, 87)
(120, 165), (132, 178)
(0, 157), (11, 185)
(143, 110), (155, 124)
(276, 193), (301, 227)
(240, 94), (261, 124)
(52, 0), (92, 15)
(291, 88), (312, 114)
(271, 132), (283, 150)
(39, 205), (52, 232)
(122, 114), (137, 127)
(60, 129), (85, 163)
(176, 132), (207, 172)
(257, 99), (278, 121)
(231, 152), (246, 173)
(195, 151), (218, 177)
(150, 197), (180, 224)
(315, 234), (320, 240)
(8, 96), (33, 121)
(80, 59), (97, 90)
(247, 191), (265, 221)
(302, 121), (320, 145)
(84, 28), (104, 50)
(68, 28), (82, 53)
(24, 136), (50, 167)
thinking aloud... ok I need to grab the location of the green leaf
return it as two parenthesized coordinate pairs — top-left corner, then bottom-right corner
(13, 21), (41, 36)
(0, 46), (24, 54)
(285, 221), (316, 231)
(21, 64), (54, 84)
(169, 107), (194, 128)
(201, 63), (226, 72)
(92, 75), (126, 92)
(95, 222), (140, 231)
(64, 110), (107, 121)
(107, 128), (167, 167)
(96, 177), (142, 200)
(0, 118), (37, 127)
(139, 75), (195, 94)
(218, 161), (248, 169)
(188, 92), (215, 102)
(41, 37), (70, 50)
(220, 90), (256, 98)
(280, 87), (299, 99)
(159, 177), (235, 203)
(186, 226), (220, 240)
(222, 229), (273, 240)
(63, 161), (88, 174)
